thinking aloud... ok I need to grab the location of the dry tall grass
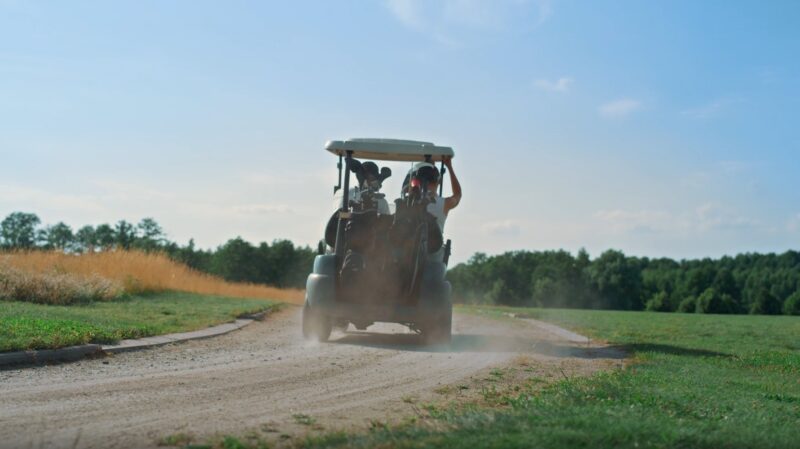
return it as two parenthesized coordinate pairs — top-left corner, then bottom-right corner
(0, 264), (121, 305)
(0, 250), (304, 305)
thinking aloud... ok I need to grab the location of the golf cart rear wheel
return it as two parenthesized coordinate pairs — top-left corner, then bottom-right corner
(423, 313), (452, 345)
(302, 303), (332, 342)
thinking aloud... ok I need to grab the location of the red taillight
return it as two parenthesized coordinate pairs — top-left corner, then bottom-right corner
(410, 178), (421, 188)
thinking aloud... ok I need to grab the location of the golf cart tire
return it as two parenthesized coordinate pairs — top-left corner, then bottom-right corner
(302, 302), (332, 342)
(423, 309), (452, 345)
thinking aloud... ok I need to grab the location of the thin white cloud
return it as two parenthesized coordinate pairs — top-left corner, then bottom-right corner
(385, 0), (423, 29)
(598, 98), (641, 118)
(678, 170), (711, 189)
(443, 0), (501, 28)
(0, 184), (105, 214)
(241, 168), (330, 187)
(594, 203), (761, 234)
(89, 179), (175, 202)
(481, 219), (522, 236)
(682, 96), (743, 119)
(535, 0), (553, 27)
(533, 76), (573, 92)
(718, 160), (747, 176)
(679, 160), (752, 189)
(787, 214), (800, 233)
(383, 0), (552, 46)
(442, 0), (551, 29)
(232, 204), (294, 215)
(594, 209), (680, 233)
(693, 203), (760, 232)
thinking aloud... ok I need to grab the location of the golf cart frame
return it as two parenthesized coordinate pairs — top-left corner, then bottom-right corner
(303, 139), (454, 344)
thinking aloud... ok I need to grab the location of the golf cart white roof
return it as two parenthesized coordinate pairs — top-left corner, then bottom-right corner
(325, 138), (454, 162)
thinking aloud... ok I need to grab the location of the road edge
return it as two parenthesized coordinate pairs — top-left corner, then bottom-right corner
(514, 316), (591, 344)
(0, 309), (275, 369)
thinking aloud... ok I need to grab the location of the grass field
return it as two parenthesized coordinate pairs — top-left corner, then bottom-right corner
(0, 292), (280, 352)
(296, 307), (800, 449)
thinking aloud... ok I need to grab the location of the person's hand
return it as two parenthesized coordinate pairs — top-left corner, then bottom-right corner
(443, 156), (453, 167)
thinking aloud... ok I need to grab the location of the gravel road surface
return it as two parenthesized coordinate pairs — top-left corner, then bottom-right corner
(0, 308), (623, 448)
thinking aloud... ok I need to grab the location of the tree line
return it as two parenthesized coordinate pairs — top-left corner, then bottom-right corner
(0, 212), (315, 289)
(4, 211), (799, 314)
(448, 249), (800, 315)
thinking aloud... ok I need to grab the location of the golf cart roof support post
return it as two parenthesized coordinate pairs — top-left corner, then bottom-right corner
(439, 161), (446, 196)
(341, 151), (353, 211)
(334, 151), (353, 258)
(334, 155), (343, 194)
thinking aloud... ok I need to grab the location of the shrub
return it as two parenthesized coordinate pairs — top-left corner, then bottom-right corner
(719, 294), (739, 314)
(645, 292), (671, 312)
(749, 289), (782, 315)
(695, 288), (738, 314)
(487, 279), (512, 305)
(530, 277), (553, 307)
(677, 295), (697, 313)
(783, 291), (800, 316)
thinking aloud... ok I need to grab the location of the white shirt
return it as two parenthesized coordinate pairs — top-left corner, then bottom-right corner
(426, 195), (447, 232)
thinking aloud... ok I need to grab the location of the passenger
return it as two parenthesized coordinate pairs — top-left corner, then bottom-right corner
(406, 157), (461, 232)
(333, 161), (391, 215)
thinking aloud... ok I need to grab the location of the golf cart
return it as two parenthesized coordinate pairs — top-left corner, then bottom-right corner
(303, 138), (454, 344)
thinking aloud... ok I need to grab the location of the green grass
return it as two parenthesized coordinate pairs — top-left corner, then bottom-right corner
(299, 307), (800, 449)
(293, 413), (317, 426)
(0, 291), (279, 352)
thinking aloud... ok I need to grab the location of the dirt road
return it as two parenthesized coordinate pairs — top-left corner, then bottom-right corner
(0, 308), (624, 449)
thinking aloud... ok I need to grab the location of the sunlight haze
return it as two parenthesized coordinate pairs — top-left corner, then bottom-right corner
(2, 0), (798, 263)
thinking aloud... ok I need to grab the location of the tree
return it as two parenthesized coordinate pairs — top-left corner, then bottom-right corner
(95, 224), (116, 249)
(3, 209), (798, 310)
(251, 239), (315, 288)
(530, 277), (558, 307)
(0, 212), (41, 249)
(43, 222), (74, 251)
(267, 239), (297, 286)
(684, 263), (717, 297)
(695, 288), (737, 314)
(433, 247), (800, 315)
(486, 279), (513, 304)
(678, 296), (697, 313)
(75, 225), (96, 253)
(586, 249), (643, 310)
(135, 218), (165, 250)
(783, 291), (800, 316)
(712, 268), (738, 298)
(210, 237), (259, 282)
(169, 238), (212, 271)
(114, 220), (136, 249)
(749, 289), (782, 315)
(645, 291), (671, 312)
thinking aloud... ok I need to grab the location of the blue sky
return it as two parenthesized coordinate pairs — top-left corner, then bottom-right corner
(1, 0), (799, 262)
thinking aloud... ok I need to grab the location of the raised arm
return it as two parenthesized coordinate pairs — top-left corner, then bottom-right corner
(443, 156), (461, 215)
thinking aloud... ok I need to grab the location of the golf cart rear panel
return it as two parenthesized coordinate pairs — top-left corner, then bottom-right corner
(306, 255), (451, 324)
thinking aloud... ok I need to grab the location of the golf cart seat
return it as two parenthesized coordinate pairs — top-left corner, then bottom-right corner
(389, 199), (443, 255)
